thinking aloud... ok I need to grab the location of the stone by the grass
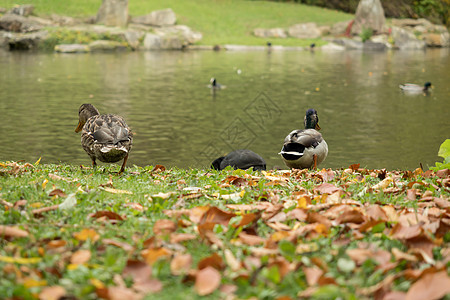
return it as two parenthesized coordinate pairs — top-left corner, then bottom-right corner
(253, 28), (287, 38)
(96, 0), (128, 27)
(8, 4), (34, 17)
(391, 26), (426, 50)
(131, 8), (176, 27)
(154, 25), (202, 44)
(1, 30), (48, 50)
(351, 0), (386, 35)
(424, 32), (450, 47)
(288, 23), (321, 39)
(0, 14), (42, 33)
(124, 30), (144, 50)
(54, 44), (90, 53)
(89, 40), (127, 51)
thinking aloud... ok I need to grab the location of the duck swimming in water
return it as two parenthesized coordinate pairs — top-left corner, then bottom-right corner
(279, 108), (328, 169)
(399, 82), (432, 93)
(75, 104), (133, 173)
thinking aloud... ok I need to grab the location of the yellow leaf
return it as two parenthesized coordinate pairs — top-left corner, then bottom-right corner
(42, 179), (48, 189)
(0, 256), (42, 264)
(102, 187), (132, 194)
(73, 228), (99, 242)
(67, 264), (79, 270)
(23, 278), (47, 288)
(239, 190), (245, 198)
(35, 157), (42, 165)
(90, 278), (105, 289)
(297, 197), (308, 209)
(31, 202), (43, 208)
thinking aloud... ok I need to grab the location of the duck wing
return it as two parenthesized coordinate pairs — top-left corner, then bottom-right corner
(284, 129), (323, 148)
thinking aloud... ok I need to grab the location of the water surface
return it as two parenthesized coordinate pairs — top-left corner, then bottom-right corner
(0, 48), (448, 170)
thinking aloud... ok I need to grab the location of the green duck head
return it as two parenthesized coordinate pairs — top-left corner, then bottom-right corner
(75, 104), (100, 133)
(304, 108), (321, 130)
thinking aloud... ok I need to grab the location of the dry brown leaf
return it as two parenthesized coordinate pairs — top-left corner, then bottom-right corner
(390, 224), (422, 240)
(406, 270), (450, 300)
(198, 253), (225, 271)
(32, 205), (59, 216)
(0, 225), (29, 238)
(122, 259), (162, 294)
(153, 219), (176, 236)
(89, 211), (125, 221)
(313, 183), (341, 195)
(48, 189), (67, 198)
(152, 164), (166, 172)
(170, 233), (197, 244)
(199, 206), (236, 227)
(70, 249), (91, 265)
(195, 266), (221, 296)
(102, 187), (133, 195)
(124, 202), (145, 211)
(102, 239), (134, 252)
(46, 239), (67, 249)
(238, 232), (266, 246)
(233, 212), (260, 228)
(365, 205), (389, 221)
(382, 291), (406, 300)
(39, 285), (66, 300)
(335, 207), (365, 224)
(391, 248), (417, 262)
(170, 253), (192, 275)
(104, 286), (142, 300)
(303, 266), (323, 286)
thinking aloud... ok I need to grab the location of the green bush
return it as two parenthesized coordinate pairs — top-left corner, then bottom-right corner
(430, 139), (450, 171)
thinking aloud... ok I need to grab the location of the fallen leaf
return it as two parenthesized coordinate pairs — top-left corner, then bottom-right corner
(303, 266), (323, 286)
(406, 270), (450, 300)
(198, 253), (225, 271)
(238, 232), (266, 246)
(0, 225), (29, 238)
(224, 249), (240, 271)
(102, 187), (133, 194)
(141, 247), (171, 265)
(199, 206), (236, 227)
(0, 256), (42, 264)
(48, 189), (67, 198)
(32, 205), (60, 216)
(70, 249), (91, 264)
(153, 219), (176, 235)
(170, 254), (192, 275)
(313, 183), (341, 194)
(102, 239), (134, 252)
(39, 285), (66, 300)
(73, 228), (100, 242)
(195, 266), (221, 296)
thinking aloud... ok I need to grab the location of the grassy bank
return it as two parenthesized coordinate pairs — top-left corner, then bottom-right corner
(1, 160), (449, 299)
(0, 0), (353, 46)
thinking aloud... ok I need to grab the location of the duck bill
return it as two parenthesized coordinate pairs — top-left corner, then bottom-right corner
(315, 123), (321, 130)
(75, 121), (84, 133)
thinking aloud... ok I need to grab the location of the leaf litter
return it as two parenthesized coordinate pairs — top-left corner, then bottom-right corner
(0, 160), (449, 299)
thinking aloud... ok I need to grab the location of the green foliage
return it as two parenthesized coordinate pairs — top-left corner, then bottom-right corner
(39, 28), (126, 51)
(360, 27), (374, 42)
(430, 139), (450, 171)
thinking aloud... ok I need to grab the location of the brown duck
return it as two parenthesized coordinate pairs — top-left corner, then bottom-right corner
(75, 104), (133, 173)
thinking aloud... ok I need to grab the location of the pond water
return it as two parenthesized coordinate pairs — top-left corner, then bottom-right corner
(0, 48), (449, 170)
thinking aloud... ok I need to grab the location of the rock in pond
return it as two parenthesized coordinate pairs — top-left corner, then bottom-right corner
(54, 44), (90, 53)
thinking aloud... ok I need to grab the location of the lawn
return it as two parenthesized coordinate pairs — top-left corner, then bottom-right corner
(0, 0), (353, 46)
(0, 160), (449, 299)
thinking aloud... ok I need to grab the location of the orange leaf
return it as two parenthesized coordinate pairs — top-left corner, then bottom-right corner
(73, 228), (99, 242)
(406, 270), (450, 300)
(0, 225), (28, 238)
(199, 206), (236, 227)
(46, 239), (67, 249)
(89, 211), (124, 221)
(233, 212), (260, 228)
(198, 253), (225, 271)
(238, 232), (266, 246)
(141, 247), (171, 265)
(102, 239), (134, 252)
(195, 266), (221, 296)
(70, 249), (91, 264)
(122, 259), (162, 293)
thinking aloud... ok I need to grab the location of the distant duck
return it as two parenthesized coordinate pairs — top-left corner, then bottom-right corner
(211, 149), (266, 171)
(309, 43), (316, 51)
(279, 108), (328, 169)
(208, 77), (226, 90)
(75, 104), (133, 173)
(399, 82), (432, 93)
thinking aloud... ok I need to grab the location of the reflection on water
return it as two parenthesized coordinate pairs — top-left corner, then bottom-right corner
(0, 48), (449, 170)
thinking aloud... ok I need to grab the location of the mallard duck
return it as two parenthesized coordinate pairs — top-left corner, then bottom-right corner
(75, 104), (133, 173)
(399, 82), (432, 93)
(279, 108), (328, 169)
(211, 149), (266, 171)
(208, 77), (226, 90)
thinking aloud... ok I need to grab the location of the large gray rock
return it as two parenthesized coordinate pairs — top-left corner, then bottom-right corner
(154, 25), (202, 44)
(3, 30), (48, 50)
(131, 8), (176, 27)
(0, 14), (42, 32)
(288, 23), (321, 39)
(51, 14), (81, 26)
(96, 0), (128, 27)
(143, 33), (161, 50)
(89, 40), (127, 51)
(352, 0), (386, 35)
(391, 26), (426, 50)
(54, 44), (90, 53)
(424, 32), (450, 47)
(253, 28), (287, 38)
(8, 5), (34, 17)
(330, 20), (352, 36)
(124, 30), (144, 49)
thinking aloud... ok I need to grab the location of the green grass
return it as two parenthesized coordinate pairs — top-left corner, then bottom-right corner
(0, 160), (449, 299)
(0, 0), (352, 46)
